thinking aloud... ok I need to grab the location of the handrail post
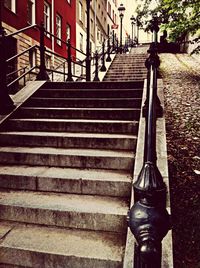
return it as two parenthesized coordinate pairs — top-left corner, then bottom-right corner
(100, 40), (106, 72)
(112, 30), (115, 52)
(116, 38), (119, 54)
(93, 50), (100, 81)
(0, 12), (15, 114)
(66, 39), (73, 81)
(106, 37), (111, 62)
(86, 0), (91, 81)
(106, 28), (111, 62)
(36, 22), (50, 80)
(128, 17), (170, 266)
(142, 16), (163, 117)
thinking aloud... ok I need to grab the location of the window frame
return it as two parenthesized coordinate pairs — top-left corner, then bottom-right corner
(44, 1), (51, 35)
(66, 23), (71, 42)
(79, 2), (83, 22)
(56, 13), (62, 46)
(27, 0), (36, 25)
(4, 0), (16, 13)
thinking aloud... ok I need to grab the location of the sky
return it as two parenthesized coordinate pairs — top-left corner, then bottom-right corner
(121, 0), (138, 36)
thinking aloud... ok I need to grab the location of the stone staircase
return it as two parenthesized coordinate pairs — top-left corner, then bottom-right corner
(103, 53), (147, 82)
(0, 51), (146, 267)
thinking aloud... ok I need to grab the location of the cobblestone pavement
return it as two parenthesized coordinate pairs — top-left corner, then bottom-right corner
(160, 53), (200, 268)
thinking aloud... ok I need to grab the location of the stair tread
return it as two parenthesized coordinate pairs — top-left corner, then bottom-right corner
(0, 131), (137, 139)
(8, 118), (139, 123)
(0, 190), (128, 215)
(0, 221), (125, 264)
(0, 165), (131, 181)
(20, 107), (140, 111)
(30, 97), (142, 100)
(38, 88), (142, 91)
(0, 146), (134, 157)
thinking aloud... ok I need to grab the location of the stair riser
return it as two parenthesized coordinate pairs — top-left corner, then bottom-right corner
(15, 108), (140, 120)
(0, 134), (137, 150)
(0, 248), (123, 268)
(34, 89), (143, 98)
(0, 205), (127, 232)
(0, 152), (134, 170)
(25, 98), (142, 108)
(4, 120), (139, 134)
(0, 175), (131, 197)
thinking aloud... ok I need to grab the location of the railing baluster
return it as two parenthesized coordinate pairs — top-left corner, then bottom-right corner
(36, 22), (50, 81)
(106, 29), (111, 62)
(0, 22), (15, 114)
(93, 51), (100, 81)
(100, 40), (106, 72)
(66, 39), (73, 81)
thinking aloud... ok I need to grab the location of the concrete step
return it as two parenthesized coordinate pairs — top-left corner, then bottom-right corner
(0, 190), (128, 232)
(107, 69), (147, 73)
(105, 74), (146, 78)
(0, 221), (125, 267)
(0, 165), (131, 197)
(0, 131), (137, 150)
(25, 97), (142, 108)
(14, 107), (141, 120)
(41, 81), (144, 89)
(0, 147), (134, 170)
(104, 77), (144, 82)
(4, 118), (139, 134)
(34, 88), (143, 98)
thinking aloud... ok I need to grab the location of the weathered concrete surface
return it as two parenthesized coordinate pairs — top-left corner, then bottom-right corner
(0, 221), (125, 268)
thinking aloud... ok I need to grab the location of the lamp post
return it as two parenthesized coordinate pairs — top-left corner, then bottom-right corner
(118, 3), (125, 54)
(136, 16), (140, 45)
(130, 15), (135, 46)
(86, 0), (91, 81)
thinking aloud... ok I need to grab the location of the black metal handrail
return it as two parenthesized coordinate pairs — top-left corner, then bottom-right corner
(7, 66), (37, 88)
(0, 18), (117, 113)
(6, 24), (38, 38)
(6, 44), (38, 63)
(7, 66), (28, 77)
(128, 17), (170, 268)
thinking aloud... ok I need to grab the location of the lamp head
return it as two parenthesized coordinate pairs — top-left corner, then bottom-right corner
(118, 3), (125, 18)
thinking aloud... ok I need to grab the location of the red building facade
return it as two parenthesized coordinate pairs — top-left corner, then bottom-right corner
(2, 0), (76, 58)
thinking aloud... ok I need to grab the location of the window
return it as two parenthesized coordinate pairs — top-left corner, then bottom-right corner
(85, 11), (87, 29)
(27, 0), (36, 24)
(80, 33), (83, 51)
(97, 29), (100, 41)
(4, 0), (16, 13)
(66, 24), (71, 41)
(56, 14), (62, 45)
(44, 1), (51, 34)
(90, 19), (94, 36)
(79, 2), (83, 22)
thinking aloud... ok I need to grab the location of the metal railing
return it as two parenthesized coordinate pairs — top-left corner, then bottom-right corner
(128, 17), (170, 268)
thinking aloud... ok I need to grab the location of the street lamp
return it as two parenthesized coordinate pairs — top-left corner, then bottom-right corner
(136, 16), (141, 45)
(130, 15), (135, 46)
(118, 3), (125, 54)
(86, 0), (92, 81)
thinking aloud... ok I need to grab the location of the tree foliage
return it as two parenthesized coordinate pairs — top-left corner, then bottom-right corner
(136, 0), (200, 52)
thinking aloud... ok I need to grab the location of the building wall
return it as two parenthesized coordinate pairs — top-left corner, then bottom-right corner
(76, 0), (107, 57)
(2, 0), (76, 59)
(107, 0), (119, 43)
